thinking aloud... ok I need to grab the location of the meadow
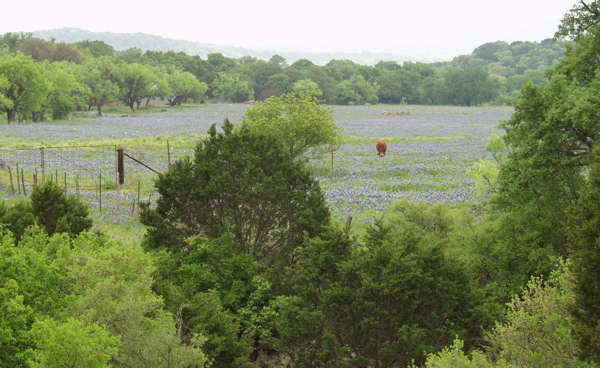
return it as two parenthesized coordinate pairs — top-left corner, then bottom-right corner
(0, 104), (514, 243)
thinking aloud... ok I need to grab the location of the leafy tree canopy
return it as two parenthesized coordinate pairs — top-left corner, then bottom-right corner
(241, 91), (341, 159)
(140, 119), (330, 264)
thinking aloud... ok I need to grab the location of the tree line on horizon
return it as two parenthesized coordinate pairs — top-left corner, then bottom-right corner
(0, 31), (565, 123)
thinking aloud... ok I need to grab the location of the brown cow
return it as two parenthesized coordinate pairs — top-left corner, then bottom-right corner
(376, 140), (387, 157)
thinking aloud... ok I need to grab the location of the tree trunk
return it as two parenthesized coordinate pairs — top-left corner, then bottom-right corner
(7, 109), (15, 123)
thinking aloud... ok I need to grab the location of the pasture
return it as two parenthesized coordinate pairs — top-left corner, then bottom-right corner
(0, 104), (514, 243)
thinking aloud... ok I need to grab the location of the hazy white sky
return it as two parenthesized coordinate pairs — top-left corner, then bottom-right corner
(3, 0), (574, 54)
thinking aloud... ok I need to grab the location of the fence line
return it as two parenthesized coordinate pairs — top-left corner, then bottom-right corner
(0, 143), (192, 215)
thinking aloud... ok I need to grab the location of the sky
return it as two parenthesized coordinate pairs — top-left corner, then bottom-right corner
(3, 0), (575, 55)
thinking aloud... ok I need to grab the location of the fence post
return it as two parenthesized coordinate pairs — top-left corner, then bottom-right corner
(75, 172), (80, 197)
(8, 167), (14, 194)
(99, 173), (102, 213)
(167, 140), (171, 170)
(117, 147), (124, 185)
(40, 147), (45, 182)
(64, 172), (67, 195)
(16, 164), (20, 195)
(21, 167), (26, 196)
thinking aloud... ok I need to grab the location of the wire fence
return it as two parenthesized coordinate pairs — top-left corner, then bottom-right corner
(0, 145), (118, 196)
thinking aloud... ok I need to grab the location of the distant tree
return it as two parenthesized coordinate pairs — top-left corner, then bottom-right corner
(72, 40), (115, 58)
(263, 73), (291, 97)
(116, 63), (164, 112)
(0, 53), (50, 122)
(42, 61), (86, 120)
(324, 59), (360, 82)
(375, 69), (422, 104)
(292, 78), (322, 96)
(374, 60), (402, 71)
(241, 91), (341, 159)
(268, 54), (287, 67)
(442, 66), (501, 106)
(244, 60), (283, 100)
(211, 72), (254, 102)
(206, 53), (237, 74)
(18, 38), (83, 64)
(284, 59), (339, 103)
(0, 74), (13, 112)
(81, 56), (120, 115)
(118, 47), (144, 63)
(166, 69), (207, 105)
(337, 74), (379, 105)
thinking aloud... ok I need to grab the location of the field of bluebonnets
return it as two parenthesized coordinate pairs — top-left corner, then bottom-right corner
(0, 103), (514, 243)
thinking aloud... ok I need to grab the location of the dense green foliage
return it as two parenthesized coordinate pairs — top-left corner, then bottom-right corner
(6, 2), (600, 366)
(0, 181), (92, 241)
(241, 92), (341, 159)
(140, 120), (330, 262)
(0, 29), (566, 122)
(568, 148), (600, 363)
(276, 201), (493, 367)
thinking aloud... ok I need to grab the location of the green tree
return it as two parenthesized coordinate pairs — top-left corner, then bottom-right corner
(0, 278), (34, 367)
(18, 38), (83, 64)
(418, 338), (511, 368)
(292, 78), (322, 96)
(29, 180), (93, 238)
(42, 61), (86, 120)
(116, 62), (163, 112)
(0, 53), (50, 122)
(0, 199), (36, 242)
(241, 91), (341, 159)
(490, 260), (592, 367)
(28, 318), (119, 368)
(443, 66), (500, 106)
(337, 74), (379, 105)
(67, 232), (208, 367)
(277, 201), (490, 367)
(375, 69), (422, 104)
(81, 56), (121, 116)
(149, 235), (259, 366)
(211, 72), (254, 102)
(140, 120), (330, 264)
(0, 181), (92, 242)
(568, 147), (600, 364)
(72, 40), (116, 58)
(166, 69), (207, 105)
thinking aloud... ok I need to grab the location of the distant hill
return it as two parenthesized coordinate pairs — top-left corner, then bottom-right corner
(32, 28), (457, 65)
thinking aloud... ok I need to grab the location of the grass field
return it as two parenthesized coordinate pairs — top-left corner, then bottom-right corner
(0, 103), (514, 244)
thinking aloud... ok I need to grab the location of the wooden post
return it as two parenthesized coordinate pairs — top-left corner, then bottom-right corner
(75, 172), (80, 197)
(40, 147), (45, 182)
(16, 164), (20, 195)
(21, 167), (26, 195)
(8, 167), (14, 194)
(167, 140), (171, 170)
(64, 172), (67, 195)
(117, 147), (125, 185)
(99, 173), (102, 213)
